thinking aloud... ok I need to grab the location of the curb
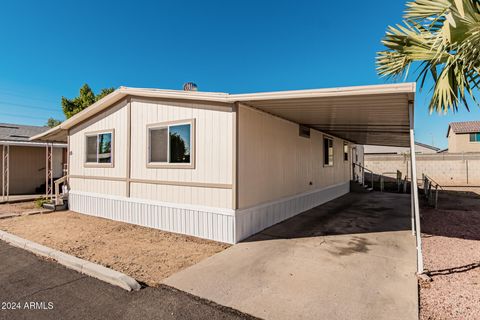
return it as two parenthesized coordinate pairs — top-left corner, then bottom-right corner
(0, 230), (141, 291)
(22, 209), (53, 216)
(0, 209), (52, 220)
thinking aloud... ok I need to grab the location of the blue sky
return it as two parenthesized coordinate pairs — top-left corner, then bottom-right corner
(0, 0), (479, 148)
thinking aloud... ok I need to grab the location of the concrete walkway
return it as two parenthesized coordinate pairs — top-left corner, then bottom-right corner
(164, 191), (418, 320)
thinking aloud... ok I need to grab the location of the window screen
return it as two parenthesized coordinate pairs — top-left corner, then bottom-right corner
(150, 128), (168, 162)
(324, 137), (334, 166)
(86, 135), (98, 163)
(343, 142), (349, 161)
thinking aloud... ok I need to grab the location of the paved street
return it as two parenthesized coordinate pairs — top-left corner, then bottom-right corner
(0, 241), (255, 320)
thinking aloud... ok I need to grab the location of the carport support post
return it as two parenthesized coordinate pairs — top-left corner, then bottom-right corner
(409, 101), (423, 274)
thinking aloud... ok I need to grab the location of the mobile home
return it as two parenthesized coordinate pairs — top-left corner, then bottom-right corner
(32, 83), (418, 244)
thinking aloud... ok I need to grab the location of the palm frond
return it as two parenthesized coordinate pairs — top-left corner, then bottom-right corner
(405, 0), (453, 20)
(378, 0), (480, 113)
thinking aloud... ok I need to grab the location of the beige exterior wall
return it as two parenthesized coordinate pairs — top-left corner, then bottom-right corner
(365, 153), (480, 186)
(237, 104), (351, 209)
(8, 145), (64, 195)
(448, 132), (480, 153)
(68, 97), (234, 208)
(129, 98), (234, 208)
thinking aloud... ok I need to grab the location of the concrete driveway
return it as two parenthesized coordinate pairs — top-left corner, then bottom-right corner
(164, 190), (418, 320)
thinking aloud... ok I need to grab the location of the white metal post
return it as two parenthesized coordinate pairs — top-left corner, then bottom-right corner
(2, 145), (9, 202)
(6, 145), (9, 202)
(1, 145), (4, 202)
(410, 158), (415, 235)
(50, 143), (53, 200)
(409, 101), (423, 274)
(45, 144), (53, 201)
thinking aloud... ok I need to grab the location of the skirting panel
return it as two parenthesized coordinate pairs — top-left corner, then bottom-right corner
(234, 182), (350, 242)
(69, 191), (236, 243)
(69, 182), (349, 244)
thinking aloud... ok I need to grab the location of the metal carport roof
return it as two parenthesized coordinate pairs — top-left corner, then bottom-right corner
(31, 83), (415, 147)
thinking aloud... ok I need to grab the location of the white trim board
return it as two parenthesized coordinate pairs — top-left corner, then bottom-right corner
(69, 182), (350, 244)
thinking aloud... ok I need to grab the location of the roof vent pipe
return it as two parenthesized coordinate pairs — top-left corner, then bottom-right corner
(183, 82), (198, 91)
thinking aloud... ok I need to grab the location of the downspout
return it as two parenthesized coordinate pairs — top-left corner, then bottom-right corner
(409, 100), (424, 274)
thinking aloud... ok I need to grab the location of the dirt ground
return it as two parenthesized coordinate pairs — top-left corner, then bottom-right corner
(0, 201), (37, 217)
(0, 210), (229, 286)
(419, 188), (480, 320)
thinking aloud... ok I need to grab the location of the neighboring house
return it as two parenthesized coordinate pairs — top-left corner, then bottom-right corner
(447, 121), (480, 153)
(0, 123), (66, 196)
(364, 142), (439, 155)
(32, 83), (418, 244)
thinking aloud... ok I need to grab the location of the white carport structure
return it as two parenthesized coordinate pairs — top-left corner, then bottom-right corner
(234, 83), (422, 273)
(31, 82), (423, 273)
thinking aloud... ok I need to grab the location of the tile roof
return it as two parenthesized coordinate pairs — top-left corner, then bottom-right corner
(0, 123), (50, 142)
(448, 121), (480, 136)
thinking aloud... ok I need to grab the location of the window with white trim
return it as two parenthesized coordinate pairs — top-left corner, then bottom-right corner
(343, 142), (349, 161)
(85, 132), (113, 164)
(323, 137), (334, 166)
(148, 121), (193, 165)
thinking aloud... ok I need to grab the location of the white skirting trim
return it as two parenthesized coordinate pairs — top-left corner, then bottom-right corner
(234, 182), (350, 242)
(69, 182), (350, 244)
(69, 191), (235, 243)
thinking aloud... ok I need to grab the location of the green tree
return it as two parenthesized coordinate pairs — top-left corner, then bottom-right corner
(61, 84), (115, 119)
(46, 117), (62, 128)
(377, 0), (480, 113)
(169, 133), (189, 163)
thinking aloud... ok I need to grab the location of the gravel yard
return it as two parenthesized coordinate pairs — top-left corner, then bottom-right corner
(0, 210), (229, 286)
(419, 188), (480, 320)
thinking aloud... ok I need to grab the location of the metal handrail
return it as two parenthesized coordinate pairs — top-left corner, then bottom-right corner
(353, 163), (374, 190)
(423, 174), (443, 191)
(54, 175), (69, 206)
(422, 174), (442, 208)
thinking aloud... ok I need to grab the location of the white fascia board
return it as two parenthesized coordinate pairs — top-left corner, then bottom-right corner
(231, 83), (416, 102)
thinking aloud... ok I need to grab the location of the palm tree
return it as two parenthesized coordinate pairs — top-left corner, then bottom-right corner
(377, 0), (480, 113)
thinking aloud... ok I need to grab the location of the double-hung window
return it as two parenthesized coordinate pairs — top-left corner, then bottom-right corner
(469, 133), (480, 142)
(148, 120), (194, 167)
(85, 131), (113, 165)
(323, 136), (334, 166)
